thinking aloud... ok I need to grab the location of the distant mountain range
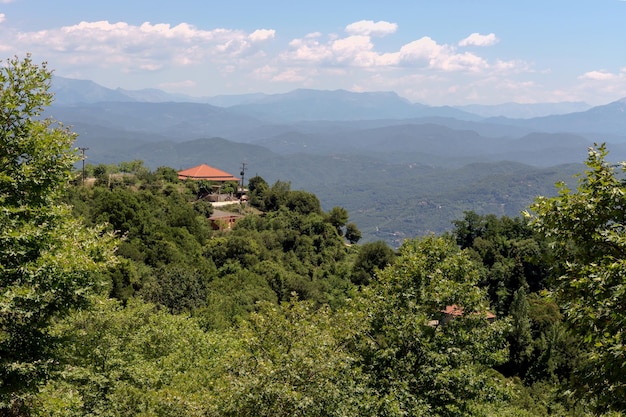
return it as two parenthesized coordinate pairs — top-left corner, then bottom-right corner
(52, 75), (594, 119)
(457, 102), (592, 119)
(48, 76), (626, 245)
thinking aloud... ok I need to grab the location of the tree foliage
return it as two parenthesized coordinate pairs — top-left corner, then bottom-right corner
(452, 211), (582, 387)
(0, 56), (117, 409)
(350, 240), (395, 285)
(35, 297), (228, 417)
(344, 222), (362, 244)
(219, 298), (374, 417)
(453, 211), (551, 315)
(527, 144), (626, 412)
(327, 206), (349, 236)
(359, 235), (510, 416)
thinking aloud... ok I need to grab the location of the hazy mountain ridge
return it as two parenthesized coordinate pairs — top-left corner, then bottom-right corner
(53, 76), (200, 104)
(457, 101), (591, 118)
(51, 77), (626, 140)
(53, 76), (591, 120)
(484, 98), (626, 138)
(226, 89), (480, 122)
(48, 101), (265, 141)
(52, 77), (134, 104)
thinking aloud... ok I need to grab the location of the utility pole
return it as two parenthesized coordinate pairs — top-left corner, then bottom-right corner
(78, 147), (89, 185)
(240, 162), (247, 203)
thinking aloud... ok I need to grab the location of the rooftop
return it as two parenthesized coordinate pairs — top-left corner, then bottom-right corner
(178, 164), (239, 182)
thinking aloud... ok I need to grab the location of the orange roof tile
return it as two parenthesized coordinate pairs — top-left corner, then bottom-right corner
(442, 304), (464, 317)
(442, 304), (496, 320)
(177, 164), (240, 182)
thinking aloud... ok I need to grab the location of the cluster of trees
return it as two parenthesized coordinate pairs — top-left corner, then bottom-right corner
(0, 56), (118, 413)
(2, 57), (626, 416)
(64, 162), (368, 326)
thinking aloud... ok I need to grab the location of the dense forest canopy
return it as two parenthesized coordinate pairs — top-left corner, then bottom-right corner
(1, 57), (626, 416)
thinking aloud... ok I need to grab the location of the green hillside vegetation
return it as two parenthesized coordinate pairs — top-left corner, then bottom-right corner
(68, 130), (591, 246)
(3, 57), (626, 416)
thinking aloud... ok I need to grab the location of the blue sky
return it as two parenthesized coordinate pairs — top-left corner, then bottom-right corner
(1, 0), (625, 105)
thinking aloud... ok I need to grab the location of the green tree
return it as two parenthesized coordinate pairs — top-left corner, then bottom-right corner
(359, 235), (509, 416)
(327, 206), (348, 236)
(452, 211), (551, 315)
(193, 198), (214, 217)
(35, 298), (228, 417)
(140, 264), (215, 314)
(507, 288), (533, 376)
(344, 222), (362, 244)
(350, 240), (395, 286)
(285, 190), (321, 215)
(524, 293), (580, 385)
(247, 175), (269, 210)
(220, 298), (374, 416)
(117, 159), (147, 175)
(197, 268), (278, 331)
(453, 210), (487, 249)
(265, 180), (291, 211)
(527, 144), (626, 412)
(92, 163), (119, 186)
(0, 56), (117, 410)
(220, 181), (237, 195)
(155, 166), (179, 183)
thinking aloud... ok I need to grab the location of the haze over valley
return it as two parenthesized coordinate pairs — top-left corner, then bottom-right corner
(49, 77), (626, 245)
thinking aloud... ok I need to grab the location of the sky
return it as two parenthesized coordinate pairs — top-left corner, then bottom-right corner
(0, 0), (625, 106)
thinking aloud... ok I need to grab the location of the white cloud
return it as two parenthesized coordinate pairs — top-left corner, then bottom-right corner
(331, 35), (374, 63)
(283, 32), (398, 67)
(398, 37), (446, 64)
(272, 68), (308, 82)
(281, 30), (505, 74)
(0, 17), (544, 103)
(575, 69), (626, 101)
(0, 13), (5, 23)
(9, 20), (277, 73)
(345, 20), (397, 37)
(493, 59), (526, 72)
(249, 29), (275, 43)
(580, 70), (616, 80)
(286, 37), (334, 62)
(459, 33), (498, 47)
(435, 51), (488, 72)
(394, 37), (490, 72)
(251, 65), (277, 79)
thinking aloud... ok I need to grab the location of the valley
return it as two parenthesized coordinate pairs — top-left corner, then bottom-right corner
(49, 78), (626, 245)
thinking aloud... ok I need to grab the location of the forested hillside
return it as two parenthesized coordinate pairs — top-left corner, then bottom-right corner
(3, 57), (626, 416)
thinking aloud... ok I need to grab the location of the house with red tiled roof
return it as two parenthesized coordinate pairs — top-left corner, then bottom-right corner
(177, 164), (240, 182)
(430, 304), (496, 327)
(441, 304), (465, 325)
(178, 164), (243, 202)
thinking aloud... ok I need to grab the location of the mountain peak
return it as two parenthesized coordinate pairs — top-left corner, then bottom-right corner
(52, 76), (133, 104)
